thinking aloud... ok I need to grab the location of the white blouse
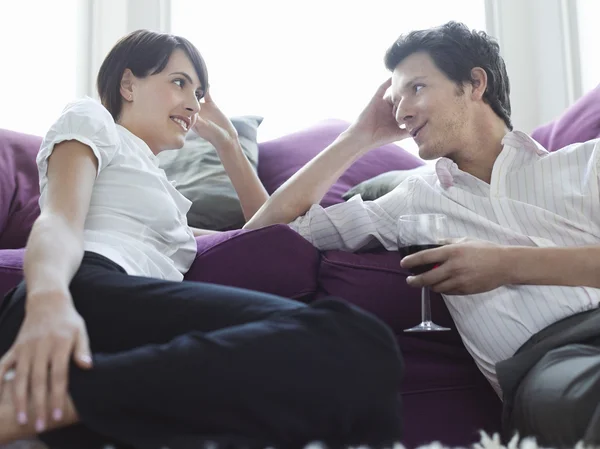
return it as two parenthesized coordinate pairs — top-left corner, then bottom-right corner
(37, 97), (196, 281)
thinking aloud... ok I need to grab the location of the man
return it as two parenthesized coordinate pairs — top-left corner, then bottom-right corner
(245, 21), (600, 446)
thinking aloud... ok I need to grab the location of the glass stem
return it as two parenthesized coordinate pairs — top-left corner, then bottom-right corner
(421, 286), (432, 323)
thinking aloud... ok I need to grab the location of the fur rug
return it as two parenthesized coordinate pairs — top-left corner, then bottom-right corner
(0, 433), (595, 449)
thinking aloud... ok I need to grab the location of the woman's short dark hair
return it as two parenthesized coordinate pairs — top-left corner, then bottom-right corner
(97, 29), (209, 120)
(384, 21), (512, 130)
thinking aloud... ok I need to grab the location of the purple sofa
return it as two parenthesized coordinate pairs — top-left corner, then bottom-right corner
(1, 84), (599, 447)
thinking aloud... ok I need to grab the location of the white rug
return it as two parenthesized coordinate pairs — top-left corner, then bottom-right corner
(0, 433), (595, 449)
(305, 433), (594, 449)
(312, 433), (593, 449)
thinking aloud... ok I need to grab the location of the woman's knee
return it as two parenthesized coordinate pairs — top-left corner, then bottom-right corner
(306, 298), (403, 388)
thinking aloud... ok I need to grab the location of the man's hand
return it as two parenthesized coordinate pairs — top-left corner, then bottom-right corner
(400, 238), (511, 295)
(346, 78), (410, 148)
(192, 90), (238, 149)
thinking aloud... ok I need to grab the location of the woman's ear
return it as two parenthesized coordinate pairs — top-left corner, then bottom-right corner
(120, 69), (135, 102)
(470, 67), (488, 101)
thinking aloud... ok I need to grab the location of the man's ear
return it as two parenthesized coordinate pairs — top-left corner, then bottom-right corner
(119, 69), (135, 102)
(470, 67), (488, 101)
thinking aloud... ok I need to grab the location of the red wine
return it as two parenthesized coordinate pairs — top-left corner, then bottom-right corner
(400, 244), (443, 275)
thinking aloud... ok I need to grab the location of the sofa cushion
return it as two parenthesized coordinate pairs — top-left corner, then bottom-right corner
(401, 376), (501, 447)
(187, 224), (319, 299)
(0, 225), (319, 302)
(257, 119), (424, 207)
(158, 116), (263, 231)
(342, 165), (434, 202)
(315, 249), (461, 343)
(0, 129), (42, 249)
(532, 83), (600, 151)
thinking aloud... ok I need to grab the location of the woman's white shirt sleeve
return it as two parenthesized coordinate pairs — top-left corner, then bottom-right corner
(36, 97), (120, 191)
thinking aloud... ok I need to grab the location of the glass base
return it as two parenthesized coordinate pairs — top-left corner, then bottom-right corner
(404, 321), (451, 332)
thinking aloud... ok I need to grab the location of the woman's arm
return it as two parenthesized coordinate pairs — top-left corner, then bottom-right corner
(1, 140), (98, 430)
(192, 91), (268, 223)
(213, 139), (268, 221)
(25, 141), (97, 301)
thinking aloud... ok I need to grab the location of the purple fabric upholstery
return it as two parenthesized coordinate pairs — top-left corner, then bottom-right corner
(257, 119), (424, 207)
(188, 224), (319, 299)
(400, 332), (501, 446)
(532, 83), (600, 151)
(0, 123), (501, 447)
(7, 93), (600, 447)
(0, 225), (320, 301)
(317, 250), (460, 343)
(315, 249), (503, 446)
(0, 129), (42, 249)
(402, 378), (501, 447)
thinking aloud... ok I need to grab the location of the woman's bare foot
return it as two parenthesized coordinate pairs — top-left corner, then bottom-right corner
(0, 371), (79, 444)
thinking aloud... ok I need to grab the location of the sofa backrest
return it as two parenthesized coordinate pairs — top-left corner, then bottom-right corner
(257, 119), (424, 207)
(532, 83), (600, 151)
(0, 120), (426, 249)
(1, 83), (599, 250)
(0, 129), (42, 249)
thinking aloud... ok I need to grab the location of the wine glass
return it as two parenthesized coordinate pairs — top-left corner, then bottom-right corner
(398, 214), (451, 332)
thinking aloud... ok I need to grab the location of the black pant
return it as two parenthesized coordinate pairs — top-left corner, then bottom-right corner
(0, 252), (403, 449)
(498, 307), (600, 448)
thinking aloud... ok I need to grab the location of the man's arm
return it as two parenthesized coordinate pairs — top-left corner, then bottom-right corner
(505, 144), (600, 288)
(244, 131), (376, 230)
(244, 79), (409, 230)
(504, 142), (600, 288)
(287, 188), (408, 252)
(504, 245), (600, 289)
(402, 240), (600, 295)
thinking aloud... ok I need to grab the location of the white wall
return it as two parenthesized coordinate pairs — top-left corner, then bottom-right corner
(86, 0), (171, 100)
(486, 0), (582, 132)
(1, 0), (588, 137)
(100, 0), (585, 134)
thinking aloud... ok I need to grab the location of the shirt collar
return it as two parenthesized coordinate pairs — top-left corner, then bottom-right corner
(501, 130), (549, 156)
(116, 124), (160, 166)
(434, 130), (549, 188)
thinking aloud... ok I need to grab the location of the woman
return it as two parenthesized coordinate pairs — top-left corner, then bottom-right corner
(0, 30), (402, 449)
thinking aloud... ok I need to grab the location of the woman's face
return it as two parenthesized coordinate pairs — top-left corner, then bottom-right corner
(119, 49), (205, 154)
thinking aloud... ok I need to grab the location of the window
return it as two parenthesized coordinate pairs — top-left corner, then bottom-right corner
(0, 1), (85, 137)
(171, 0), (487, 151)
(577, 0), (600, 95)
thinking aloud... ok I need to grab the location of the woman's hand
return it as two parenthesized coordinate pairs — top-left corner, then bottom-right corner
(192, 90), (238, 149)
(0, 291), (92, 432)
(401, 238), (511, 295)
(346, 78), (410, 148)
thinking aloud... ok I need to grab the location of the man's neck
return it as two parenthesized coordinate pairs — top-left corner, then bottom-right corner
(452, 118), (510, 184)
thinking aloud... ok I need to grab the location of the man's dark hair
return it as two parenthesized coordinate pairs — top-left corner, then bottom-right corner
(97, 29), (208, 120)
(384, 21), (512, 130)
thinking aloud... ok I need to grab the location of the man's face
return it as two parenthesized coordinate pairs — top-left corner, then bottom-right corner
(387, 52), (471, 161)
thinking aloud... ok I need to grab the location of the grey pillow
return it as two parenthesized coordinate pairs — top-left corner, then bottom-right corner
(158, 116), (263, 231)
(342, 165), (434, 201)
